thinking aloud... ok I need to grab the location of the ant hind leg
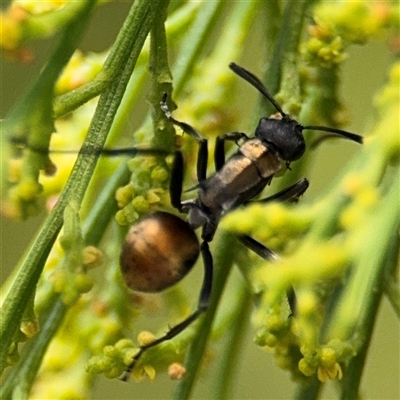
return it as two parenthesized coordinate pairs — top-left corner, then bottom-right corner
(238, 179), (310, 314)
(120, 240), (213, 381)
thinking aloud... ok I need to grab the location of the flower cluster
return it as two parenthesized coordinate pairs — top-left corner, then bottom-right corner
(222, 60), (399, 382)
(303, 1), (398, 68)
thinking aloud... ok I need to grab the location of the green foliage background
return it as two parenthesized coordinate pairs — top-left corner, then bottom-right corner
(1, 1), (399, 399)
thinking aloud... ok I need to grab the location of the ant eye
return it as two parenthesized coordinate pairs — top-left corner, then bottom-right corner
(120, 211), (200, 293)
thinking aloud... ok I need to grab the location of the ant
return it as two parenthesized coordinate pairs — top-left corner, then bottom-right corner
(119, 62), (363, 380)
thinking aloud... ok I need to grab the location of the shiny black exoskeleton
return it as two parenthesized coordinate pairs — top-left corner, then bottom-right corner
(119, 63), (363, 380)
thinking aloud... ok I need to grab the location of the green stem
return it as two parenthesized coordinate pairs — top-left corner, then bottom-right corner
(7, 1), (98, 155)
(102, 63), (147, 148)
(5, 0), (99, 219)
(0, 0), (156, 376)
(294, 376), (322, 400)
(262, 0), (315, 190)
(0, 0), (97, 373)
(252, 0), (312, 153)
(24, 1), (100, 39)
(53, 0), (151, 119)
(0, 162), (131, 394)
(173, 0), (227, 96)
(260, 0), (281, 68)
(0, 296), (66, 400)
(148, 0), (175, 151)
(297, 177), (400, 400)
(215, 278), (252, 400)
(327, 182), (400, 340)
(339, 189), (400, 400)
(53, 1), (202, 118)
(279, 1), (309, 104)
(384, 278), (400, 319)
(261, 0), (311, 110)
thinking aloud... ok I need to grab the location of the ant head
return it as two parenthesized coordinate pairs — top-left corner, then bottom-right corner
(255, 116), (306, 161)
(229, 62), (363, 156)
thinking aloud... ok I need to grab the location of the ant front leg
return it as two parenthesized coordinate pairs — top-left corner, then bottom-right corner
(161, 93), (208, 182)
(238, 178), (310, 314)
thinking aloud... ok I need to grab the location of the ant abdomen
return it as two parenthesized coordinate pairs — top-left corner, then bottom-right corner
(120, 211), (200, 293)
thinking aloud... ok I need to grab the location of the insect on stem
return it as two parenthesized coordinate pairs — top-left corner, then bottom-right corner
(117, 63), (362, 380)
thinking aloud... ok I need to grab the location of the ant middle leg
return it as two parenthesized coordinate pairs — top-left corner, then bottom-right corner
(214, 132), (248, 171)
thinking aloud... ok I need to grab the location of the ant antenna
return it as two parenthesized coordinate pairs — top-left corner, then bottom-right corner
(229, 62), (286, 117)
(301, 125), (363, 144)
(8, 136), (172, 157)
(229, 62), (363, 145)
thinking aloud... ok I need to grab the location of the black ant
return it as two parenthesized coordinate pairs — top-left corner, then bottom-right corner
(119, 62), (363, 380)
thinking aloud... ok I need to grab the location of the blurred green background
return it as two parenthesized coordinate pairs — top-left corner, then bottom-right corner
(1, 2), (399, 399)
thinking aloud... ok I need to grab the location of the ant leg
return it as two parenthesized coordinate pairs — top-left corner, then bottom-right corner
(120, 241), (213, 381)
(237, 235), (296, 314)
(238, 179), (310, 314)
(169, 151), (185, 211)
(245, 178), (309, 205)
(161, 93), (208, 182)
(214, 132), (248, 171)
(237, 235), (278, 262)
